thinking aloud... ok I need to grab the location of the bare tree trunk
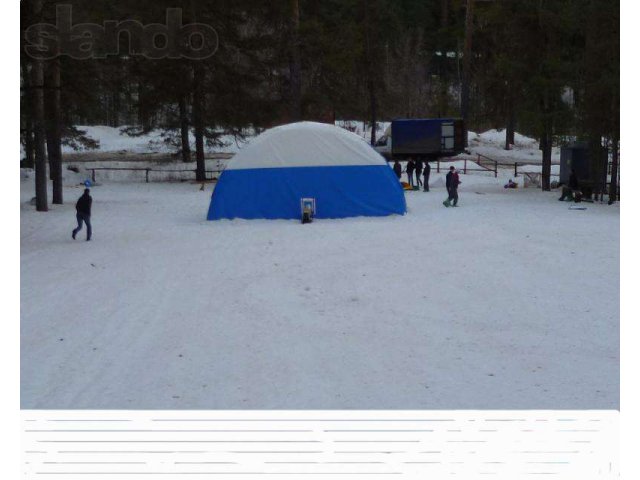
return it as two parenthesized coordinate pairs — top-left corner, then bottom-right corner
(540, 131), (552, 191)
(437, 1), (450, 118)
(21, 60), (35, 168)
(112, 88), (120, 127)
(189, 0), (206, 181)
(29, 0), (48, 211)
(588, 135), (604, 199)
(46, 55), (63, 204)
(540, 94), (552, 192)
(505, 92), (515, 150)
(24, 120), (35, 168)
(138, 82), (151, 131)
(364, 1), (377, 146)
(441, 0), (449, 27)
(192, 63), (206, 181)
(460, 0), (475, 148)
(179, 94), (191, 163)
(289, 0), (302, 122)
(368, 77), (377, 146)
(608, 136), (618, 204)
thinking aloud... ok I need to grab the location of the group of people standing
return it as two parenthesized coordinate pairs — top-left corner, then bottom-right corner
(393, 158), (431, 192)
(393, 159), (460, 206)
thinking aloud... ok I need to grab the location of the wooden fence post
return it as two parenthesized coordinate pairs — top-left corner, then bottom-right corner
(91, 169), (96, 183)
(514, 163), (518, 177)
(437, 159), (440, 173)
(464, 158), (467, 174)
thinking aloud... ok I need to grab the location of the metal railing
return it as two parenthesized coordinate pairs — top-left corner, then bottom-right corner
(475, 154), (499, 178)
(88, 167), (224, 183)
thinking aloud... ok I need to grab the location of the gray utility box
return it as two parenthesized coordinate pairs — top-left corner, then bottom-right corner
(560, 142), (608, 196)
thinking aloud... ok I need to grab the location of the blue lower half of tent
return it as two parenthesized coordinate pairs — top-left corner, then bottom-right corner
(207, 165), (406, 220)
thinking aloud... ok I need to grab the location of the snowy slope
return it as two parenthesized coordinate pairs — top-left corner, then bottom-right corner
(20, 176), (619, 410)
(59, 125), (250, 154)
(23, 123), (558, 168)
(465, 129), (561, 164)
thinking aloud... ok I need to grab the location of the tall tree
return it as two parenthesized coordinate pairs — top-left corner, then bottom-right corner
(581, 0), (619, 200)
(460, 0), (475, 147)
(45, 54), (63, 205)
(25, 0), (48, 211)
(363, 0), (377, 145)
(288, 0), (302, 121)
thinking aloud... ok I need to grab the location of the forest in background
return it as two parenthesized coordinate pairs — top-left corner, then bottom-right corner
(21, 0), (619, 209)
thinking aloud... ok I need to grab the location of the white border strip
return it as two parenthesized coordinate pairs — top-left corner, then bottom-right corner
(23, 410), (618, 479)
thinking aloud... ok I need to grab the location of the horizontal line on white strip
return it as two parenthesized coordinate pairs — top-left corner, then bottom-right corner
(35, 473), (403, 475)
(332, 441), (419, 443)
(42, 462), (146, 465)
(151, 419), (455, 422)
(323, 430), (433, 433)
(47, 420), (132, 422)
(41, 440), (322, 443)
(57, 451), (208, 454)
(333, 451), (405, 454)
(515, 451), (580, 454)
(25, 429), (313, 433)
(228, 451), (324, 454)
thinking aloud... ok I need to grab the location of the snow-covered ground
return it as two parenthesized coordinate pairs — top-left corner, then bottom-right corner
(20, 171), (619, 410)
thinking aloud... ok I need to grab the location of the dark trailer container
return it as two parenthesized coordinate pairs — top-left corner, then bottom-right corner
(373, 118), (465, 161)
(391, 118), (465, 159)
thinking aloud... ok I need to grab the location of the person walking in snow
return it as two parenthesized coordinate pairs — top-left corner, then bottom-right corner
(415, 158), (423, 188)
(72, 188), (92, 241)
(406, 158), (416, 187)
(393, 159), (402, 179)
(443, 166), (461, 207)
(423, 161), (431, 192)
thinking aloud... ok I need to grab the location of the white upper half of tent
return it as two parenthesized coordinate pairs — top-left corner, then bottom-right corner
(225, 121), (387, 170)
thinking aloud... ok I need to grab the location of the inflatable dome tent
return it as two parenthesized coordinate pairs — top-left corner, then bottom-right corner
(207, 122), (406, 220)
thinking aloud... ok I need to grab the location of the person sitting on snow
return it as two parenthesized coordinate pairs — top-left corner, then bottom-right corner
(559, 169), (579, 201)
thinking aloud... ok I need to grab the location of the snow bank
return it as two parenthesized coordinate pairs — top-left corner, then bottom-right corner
(465, 129), (561, 165)
(21, 122), (559, 171)
(59, 125), (250, 154)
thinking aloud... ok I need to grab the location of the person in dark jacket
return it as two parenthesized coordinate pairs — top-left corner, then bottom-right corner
(423, 161), (431, 192)
(406, 159), (416, 187)
(72, 189), (92, 241)
(443, 166), (461, 207)
(559, 169), (579, 201)
(415, 159), (423, 188)
(393, 159), (402, 179)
